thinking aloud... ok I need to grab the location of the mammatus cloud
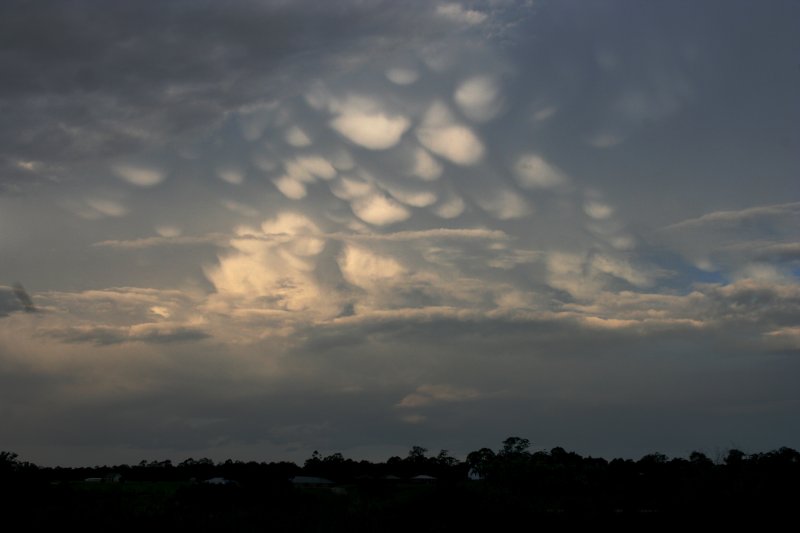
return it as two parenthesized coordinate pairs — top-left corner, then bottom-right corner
(436, 3), (488, 26)
(454, 76), (502, 122)
(416, 102), (484, 166)
(351, 193), (411, 226)
(330, 97), (411, 150)
(410, 148), (443, 181)
(1, 0), (799, 466)
(386, 68), (419, 86)
(513, 154), (569, 190)
(114, 165), (165, 188)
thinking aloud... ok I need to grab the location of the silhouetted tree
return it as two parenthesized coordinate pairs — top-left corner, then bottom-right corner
(689, 451), (713, 467)
(500, 436), (531, 456)
(725, 449), (745, 466)
(466, 447), (495, 478)
(408, 445), (428, 460)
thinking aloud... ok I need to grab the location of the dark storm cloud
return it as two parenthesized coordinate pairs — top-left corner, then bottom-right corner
(12, 282), (36, 312)
(0, 286), (23, 317)
(0, 0), (477, 190)
(1, 0), (798, 468)
(6, 312), (800, 466)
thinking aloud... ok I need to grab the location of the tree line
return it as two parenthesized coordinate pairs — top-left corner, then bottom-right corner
(1, 440), (799, 530)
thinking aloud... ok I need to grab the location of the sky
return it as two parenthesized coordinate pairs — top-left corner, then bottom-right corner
(1, 0), (799, 467)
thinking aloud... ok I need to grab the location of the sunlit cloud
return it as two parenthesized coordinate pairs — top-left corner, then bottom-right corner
(396, 384), (482, 408)
(83, 198), (128, 218)
(410, 148), (443, 181)
(385, 67), (419, 86)
(330, 96), (411, 150)
(416, 102), (484, 165)
(513, 154), (569, 190)
(454, 76), (502, 122)
(217, 168), (245, 185)
(433, 195), (466, 219)
(584, 200), (615, 220)
(285, 126), (312, 147)
(475, 189), (531, 220)
(351, 192), (411, 226)
(273, 175), (308, 200)
(113, 165), (165, 187)
(1, 0), (798, 466)
(436, 3), (487, 26)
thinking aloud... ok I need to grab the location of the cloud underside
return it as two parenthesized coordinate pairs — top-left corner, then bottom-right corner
(1, 0), (799, 464)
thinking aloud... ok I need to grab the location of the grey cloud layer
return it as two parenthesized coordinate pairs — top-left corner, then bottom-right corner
(1, 0), (799, 466)
(0, 0), (482, 192)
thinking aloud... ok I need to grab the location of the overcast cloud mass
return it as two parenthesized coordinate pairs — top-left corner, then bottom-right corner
(1, 0), (799, 466)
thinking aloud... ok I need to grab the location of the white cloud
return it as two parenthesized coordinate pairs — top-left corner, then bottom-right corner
(416, 102), (484, 165)
(433, 195), (465, 219)
(262, 212), (325, 257)
(284, 126), (312, 147)
(454, 76), (502, 122)
(385, 68), (419, 85)
(731, 263), (790, 283)
(657, 202), (800, 276)
(15, 159), (41, 171)
(217, 168), (245, 185)
(149, 306), (171, 318)
(590, 254), (653, 287)
(85, 198), (128, 218)
(513, 154), (569, 189)
(295, 155), (337, 180)
(113, 165), (165, 187)
(764, 326), (800, 350)
(584, 201), (614, 220)
(383, 184), (438, 208)
(273, 176), (307, 199)
(204, 213), (339, 319)
(476, 189), (531, 220)
(351, 193), (411, 226)
(436, 3), (487, 25)
(330, 96), (410, 150)
(662, 202), (800, 232)
(345, 228), (508, 242)
(338, 245), (405, 289)
(330, 176), (374, 201)
(410, 148), (443, 181)
(546, 252), (601, 300)
(155, 226), (181, 238)
(397, 384), (481, 408)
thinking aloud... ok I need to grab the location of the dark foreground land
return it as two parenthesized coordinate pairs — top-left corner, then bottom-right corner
(2, 441), (799, 531)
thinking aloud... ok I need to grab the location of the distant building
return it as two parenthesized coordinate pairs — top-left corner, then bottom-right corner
(467, 468), (484, 481)
(290, 476), (335, 488)
(204, 477), (237, 486)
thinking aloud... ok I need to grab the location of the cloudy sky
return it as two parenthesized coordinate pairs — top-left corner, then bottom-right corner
(1, 0), (799, 466)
